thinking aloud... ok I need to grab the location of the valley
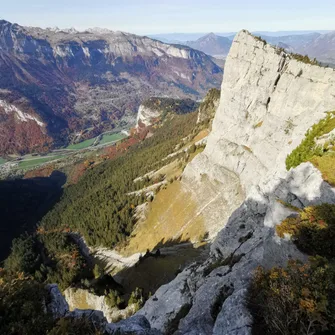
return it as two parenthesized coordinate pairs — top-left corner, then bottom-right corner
(0, 130), (127, 178)
(0, 19), (222, 156)
(1, 7), (335, 334)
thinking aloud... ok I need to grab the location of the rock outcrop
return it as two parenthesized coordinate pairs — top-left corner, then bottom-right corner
(136, 30), (335, 334)
(64, 287), (137, 323)
(47, 284), (159, 334)
(136, 97), (199, 129)
(0, 19), (222, 154)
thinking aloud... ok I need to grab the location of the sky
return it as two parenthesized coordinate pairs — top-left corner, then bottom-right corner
(1, 0), (334, 35)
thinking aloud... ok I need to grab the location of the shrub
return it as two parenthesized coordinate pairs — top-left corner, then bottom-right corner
(254, 36), (267, 45)
(128, 287), (145, 312)
(276, 204), (335, 259)
(0, 278), (54, 335)
(105, 290), (124, 309)
(93, 264), (104, 279)
(290, 53), (320, 66)
(248, 258), (335, 335)
(286, 112), (335, 170)
(188, 144), (196, 154)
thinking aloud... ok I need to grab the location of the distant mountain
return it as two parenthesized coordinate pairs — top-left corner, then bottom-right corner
(173, 31), (335, 65)
(184, 33), (232, 57)
(0, 20), (222, 155)
(150, 30), (332, 43)
(256, 33), (321, 50)
(257, 32), (335, 65)
(300, 31), (335, 65)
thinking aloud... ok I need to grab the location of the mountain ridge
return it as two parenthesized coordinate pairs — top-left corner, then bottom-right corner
(0, 19), (222, 155)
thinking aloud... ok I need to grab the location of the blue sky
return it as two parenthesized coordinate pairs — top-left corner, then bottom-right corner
(1, 0), (334, 34)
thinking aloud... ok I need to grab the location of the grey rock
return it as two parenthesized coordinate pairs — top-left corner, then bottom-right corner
(46, 284), (69, 319)
(106, 315), (160, 334)
(134, 30), (335, 335)
(137, 265), (195, 334)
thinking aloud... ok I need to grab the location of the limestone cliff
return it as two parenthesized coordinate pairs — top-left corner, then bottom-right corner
(137, 30), (335, 334)
(136, 97), (199, 129)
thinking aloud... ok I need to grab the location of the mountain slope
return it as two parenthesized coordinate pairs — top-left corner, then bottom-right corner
(301, 31), (335, 64)
(185, 33), (232, 57)
(137, 30), (335, 334)
(0, 20), (222, 155)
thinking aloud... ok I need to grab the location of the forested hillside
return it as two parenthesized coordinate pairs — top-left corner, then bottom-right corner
(41, 111), (200, 248)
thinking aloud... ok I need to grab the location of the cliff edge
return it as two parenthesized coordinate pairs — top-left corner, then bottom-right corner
(137, 30), (335, 334)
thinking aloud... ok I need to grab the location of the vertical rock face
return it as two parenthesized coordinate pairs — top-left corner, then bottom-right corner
(186, 29), (335, 199)
(137, 31), (335, 334)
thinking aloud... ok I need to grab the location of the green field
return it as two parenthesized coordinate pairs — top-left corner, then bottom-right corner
(18, 155), (64, 169)
(66, 138), (96, 150)
(99, 133), (126, 145)
(0, 158), (6, 165)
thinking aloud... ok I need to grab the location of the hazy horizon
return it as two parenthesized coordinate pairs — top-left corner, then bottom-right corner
(1, 0), (334, 35)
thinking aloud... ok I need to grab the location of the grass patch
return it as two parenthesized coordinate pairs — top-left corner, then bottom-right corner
(66, 138), (96, 150)
(122, 181), (205, 255)
(0, 158), (6, 165)
(310, 155), (335, 186)
(18, 156), (64, 169)
(286, 112), (335, 170)
(99, 133), (126, 145)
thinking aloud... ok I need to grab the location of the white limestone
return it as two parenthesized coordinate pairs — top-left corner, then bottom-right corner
(136, 105), (162, 128)
(183, 30), (335, 233)
(0, 99), (44, 126)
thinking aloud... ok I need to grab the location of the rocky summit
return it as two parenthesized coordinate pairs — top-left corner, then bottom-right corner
(0, 19), (222, 154)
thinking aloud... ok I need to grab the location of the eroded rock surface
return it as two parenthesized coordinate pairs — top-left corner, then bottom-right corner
(136, 30), (335, 334)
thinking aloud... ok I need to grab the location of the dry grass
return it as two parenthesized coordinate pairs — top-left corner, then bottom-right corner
(122, 181), (206, 256)
(151, 159), (183, 182)
(310, 155), (335, 186)
(193, 129), (210, 142)
(66, 289), (93, 311)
